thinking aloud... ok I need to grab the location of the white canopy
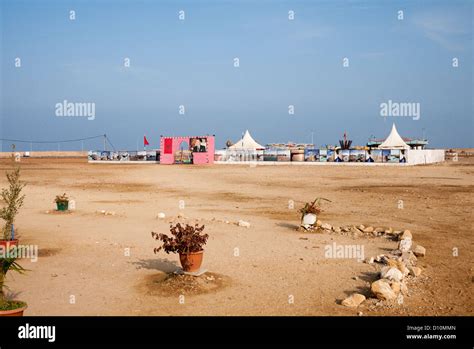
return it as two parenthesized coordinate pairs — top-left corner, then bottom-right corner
(379, 124), (410, 150)
(228, 130), (265, 150)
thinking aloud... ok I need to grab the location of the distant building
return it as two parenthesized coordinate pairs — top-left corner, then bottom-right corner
(367, 124), (428, 150)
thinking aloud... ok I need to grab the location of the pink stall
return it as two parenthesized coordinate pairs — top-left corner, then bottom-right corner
(159, 135), (215, 165)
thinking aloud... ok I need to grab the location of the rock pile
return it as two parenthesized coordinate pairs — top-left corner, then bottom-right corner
(339, 227), (427, 309)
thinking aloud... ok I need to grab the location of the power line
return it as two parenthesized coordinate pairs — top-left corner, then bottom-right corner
(105, 135), (116, 152)
(0, 134), (106, 144)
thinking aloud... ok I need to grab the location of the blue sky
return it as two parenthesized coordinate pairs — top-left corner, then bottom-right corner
(1, 0), (472, 150)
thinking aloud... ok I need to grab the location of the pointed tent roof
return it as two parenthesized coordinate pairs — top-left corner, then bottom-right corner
(228, 130), (265, 150)
(379, 123), (410, 150)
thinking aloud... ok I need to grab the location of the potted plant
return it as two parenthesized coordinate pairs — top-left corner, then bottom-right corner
(151, 223), (209, 272)
(299, 197), (331, 226)
(55, 193), (69, 211)
(0, 167), (25, 248)
(0, 254), (27, 316)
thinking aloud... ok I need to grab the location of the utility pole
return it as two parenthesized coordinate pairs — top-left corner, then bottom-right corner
(103, 134), (107, 152)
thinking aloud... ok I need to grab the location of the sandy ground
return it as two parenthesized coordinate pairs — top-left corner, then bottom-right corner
(0, 157), (472, 316)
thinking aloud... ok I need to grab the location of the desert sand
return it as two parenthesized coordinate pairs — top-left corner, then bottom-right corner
(0, 157), (472, 316)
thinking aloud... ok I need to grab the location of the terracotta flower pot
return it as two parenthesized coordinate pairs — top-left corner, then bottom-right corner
(0, 239), (19, 249)
(0, 305), (27, 317)
(179, 251), (204, 272)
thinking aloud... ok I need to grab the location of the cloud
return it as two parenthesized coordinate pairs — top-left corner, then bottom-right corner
(413, 9), (471, 51)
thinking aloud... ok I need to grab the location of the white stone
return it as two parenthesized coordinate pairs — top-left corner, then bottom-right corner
(380, 266), (404, 282)
(341, 293), (366, 307)
(157, 212), (166, 219)
(408, 266), (422, 277)
(364, 257), (375, 264)
(321, 223), (332, 230)
(238, 220), (251, 228)
(398, 238), (412, 252)
(399, 230), (412, 240)
(413, 245), (426, 257)
(371, 279), (397, 301)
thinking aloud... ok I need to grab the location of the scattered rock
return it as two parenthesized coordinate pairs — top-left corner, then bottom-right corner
(321, 223), (332, 230)
(238, 220), (251, 228)
(97, 210), (115, 216)
(316, 220), (322, 227)
(51, 273), (58, 277)
(390, 249), (402, 256)
(380, 266), (404, 282)
(397, 294), (404, 305)
(341, 293), (366, 307)
(363, 226), (374, 233)
(351, 226), (363, 236)
(371, 279), (397, 301)
(352, 276), (359, 281)
(333, 226), (341, 233)
(364, 257), (375, 264)
(387, 259), (409, 276)
(358, 224), (365, 230)
(374, 227), (384, 234)
(157, 212), (166, 219)
(398, 238), (412, 252)
(390, 281), (401, 294)
(341, 226), (350, 232)
(401, 251), (418, 265)
(396, 261), (409, 276)
(400, 281), (409, 295)
(399, 230), (412, 240)
(386, 258), (398, 268)
(384, 227), (393, 235)
(408, 266), (422, 277)
(413, 245), (426, 257)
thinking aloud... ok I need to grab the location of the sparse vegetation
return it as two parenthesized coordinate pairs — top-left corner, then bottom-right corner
(299, 197), (331, 222)
(0, 256), (27, 311)
(0, 166), (26, 240)
(151, 223), (209, 255)
(54, 193), (69, 204)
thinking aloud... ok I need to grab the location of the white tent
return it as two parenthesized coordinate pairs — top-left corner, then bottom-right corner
(379, 124), (410, 150)
(228, 130), (265, 150)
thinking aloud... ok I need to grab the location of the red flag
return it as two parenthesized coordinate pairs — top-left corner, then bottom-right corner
(144, 136), (150, 146)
